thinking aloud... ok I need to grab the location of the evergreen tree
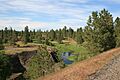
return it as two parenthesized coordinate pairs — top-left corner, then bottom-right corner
(23, 26), (30, 44)
(0, 53), (11, 80)
(20, 30), (24, 41)
(62, 26), (67, 38)
(33, 29), (36, 39)
(76, 28), (84, 44)
(29, 30), (33, 42)
(4, 27), (8, 43)
(0, 38), (4, 50)
(45, 38), (49, 45)
(114, 17), (120, 47)
(49, 29), (56, 41)
(11, 30), (17, 45)
(0, 30), (4, 40)
(37, 30), (42, 44)
(68, 27), (74, 38)
(84, 9), (116, 53)
(9, 28), (16, 45)
(57, 29), (63, 44)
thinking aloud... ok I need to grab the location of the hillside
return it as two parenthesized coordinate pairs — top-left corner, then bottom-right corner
(88, 52), (120, 80)
(38, 48), (120, 80)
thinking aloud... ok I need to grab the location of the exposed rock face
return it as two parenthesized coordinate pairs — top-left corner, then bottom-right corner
(9, 54), (26, 73)
(8, 50), (37, 79)
(18, 50), (37, 67)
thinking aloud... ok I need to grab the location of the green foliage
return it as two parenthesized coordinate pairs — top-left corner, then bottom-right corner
(57, 29), (63, 44)
(23, 26), (30, 44)
(24, 46), (54, 79)
(54, 43), (94, 62)
(0, 53), (11, 80)
(49, 29), (56, 41)
(9, 29), (17, 45)
(114, 17), (120, 47)
(62, 26), (67, 37)
(45, 39), (49, 45)
(68, 27), (74, 38)
(0, 38), (4, 50)
(83, 9), (116, 53)
(37, 30), (42, 44)
(76, 28), (84, 44)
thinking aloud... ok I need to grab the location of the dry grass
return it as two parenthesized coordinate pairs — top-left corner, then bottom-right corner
(3, 41), (39, 54)
(62, 38), (77, 44)
(38, 48), (120, 80)
(4, 47), (38, 54)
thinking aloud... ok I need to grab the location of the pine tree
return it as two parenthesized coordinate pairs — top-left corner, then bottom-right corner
(4, 27), (8, 43)
(57, 29), (63, 44)
(0, 30), (3, 40)
(21, 30), (24, 41)
(114, 17), (120, 47)
(0, 38), (4, 50)
(37, 30), (42, 44)
(23, 26), (30, 44)
(68, 27), (74, 38)
(0, 53), (11, 79)
(33, 29), (36, 39)
(29, 30), (33, 42)
(49, 29), (56, 41)
(62, 26), (67, 38)
(84, 9), (116, 53)
(45, 38), (49, 45)
(76, 28), (84, 44)
(9, 28), (16, 45)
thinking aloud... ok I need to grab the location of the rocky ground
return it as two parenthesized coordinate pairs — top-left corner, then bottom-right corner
(88, 53), (120, 80)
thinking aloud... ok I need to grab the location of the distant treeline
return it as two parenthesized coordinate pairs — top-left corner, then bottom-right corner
(0, 9), (120, 53)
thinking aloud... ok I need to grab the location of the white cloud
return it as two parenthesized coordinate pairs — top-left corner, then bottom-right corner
(0, 0), (109, 30)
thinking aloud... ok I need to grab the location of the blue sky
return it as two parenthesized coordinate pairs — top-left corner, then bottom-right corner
(0, 0), (120, 31)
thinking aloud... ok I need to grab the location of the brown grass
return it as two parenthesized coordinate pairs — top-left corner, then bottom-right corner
(4, 47), (38, 54)
(38, 47), (120, 80)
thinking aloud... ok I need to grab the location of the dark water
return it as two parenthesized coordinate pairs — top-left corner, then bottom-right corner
(61, 52), (74, 64)
(63, 59), (74, 64)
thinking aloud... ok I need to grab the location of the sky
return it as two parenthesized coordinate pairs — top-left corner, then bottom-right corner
(0, 0), (120, 31)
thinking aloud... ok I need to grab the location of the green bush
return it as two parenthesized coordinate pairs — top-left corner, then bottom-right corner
(0, 53), (11, 80)
(24, 47), (54, 79)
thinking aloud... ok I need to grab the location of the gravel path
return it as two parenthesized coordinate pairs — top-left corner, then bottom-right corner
(88, 54), (120, 80)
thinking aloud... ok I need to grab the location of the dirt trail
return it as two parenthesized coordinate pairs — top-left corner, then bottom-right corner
(38, 48), (120, 80)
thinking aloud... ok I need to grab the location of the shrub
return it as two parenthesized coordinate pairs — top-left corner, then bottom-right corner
(0, 53), (11, 80)
(24, 46), (54, 79)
